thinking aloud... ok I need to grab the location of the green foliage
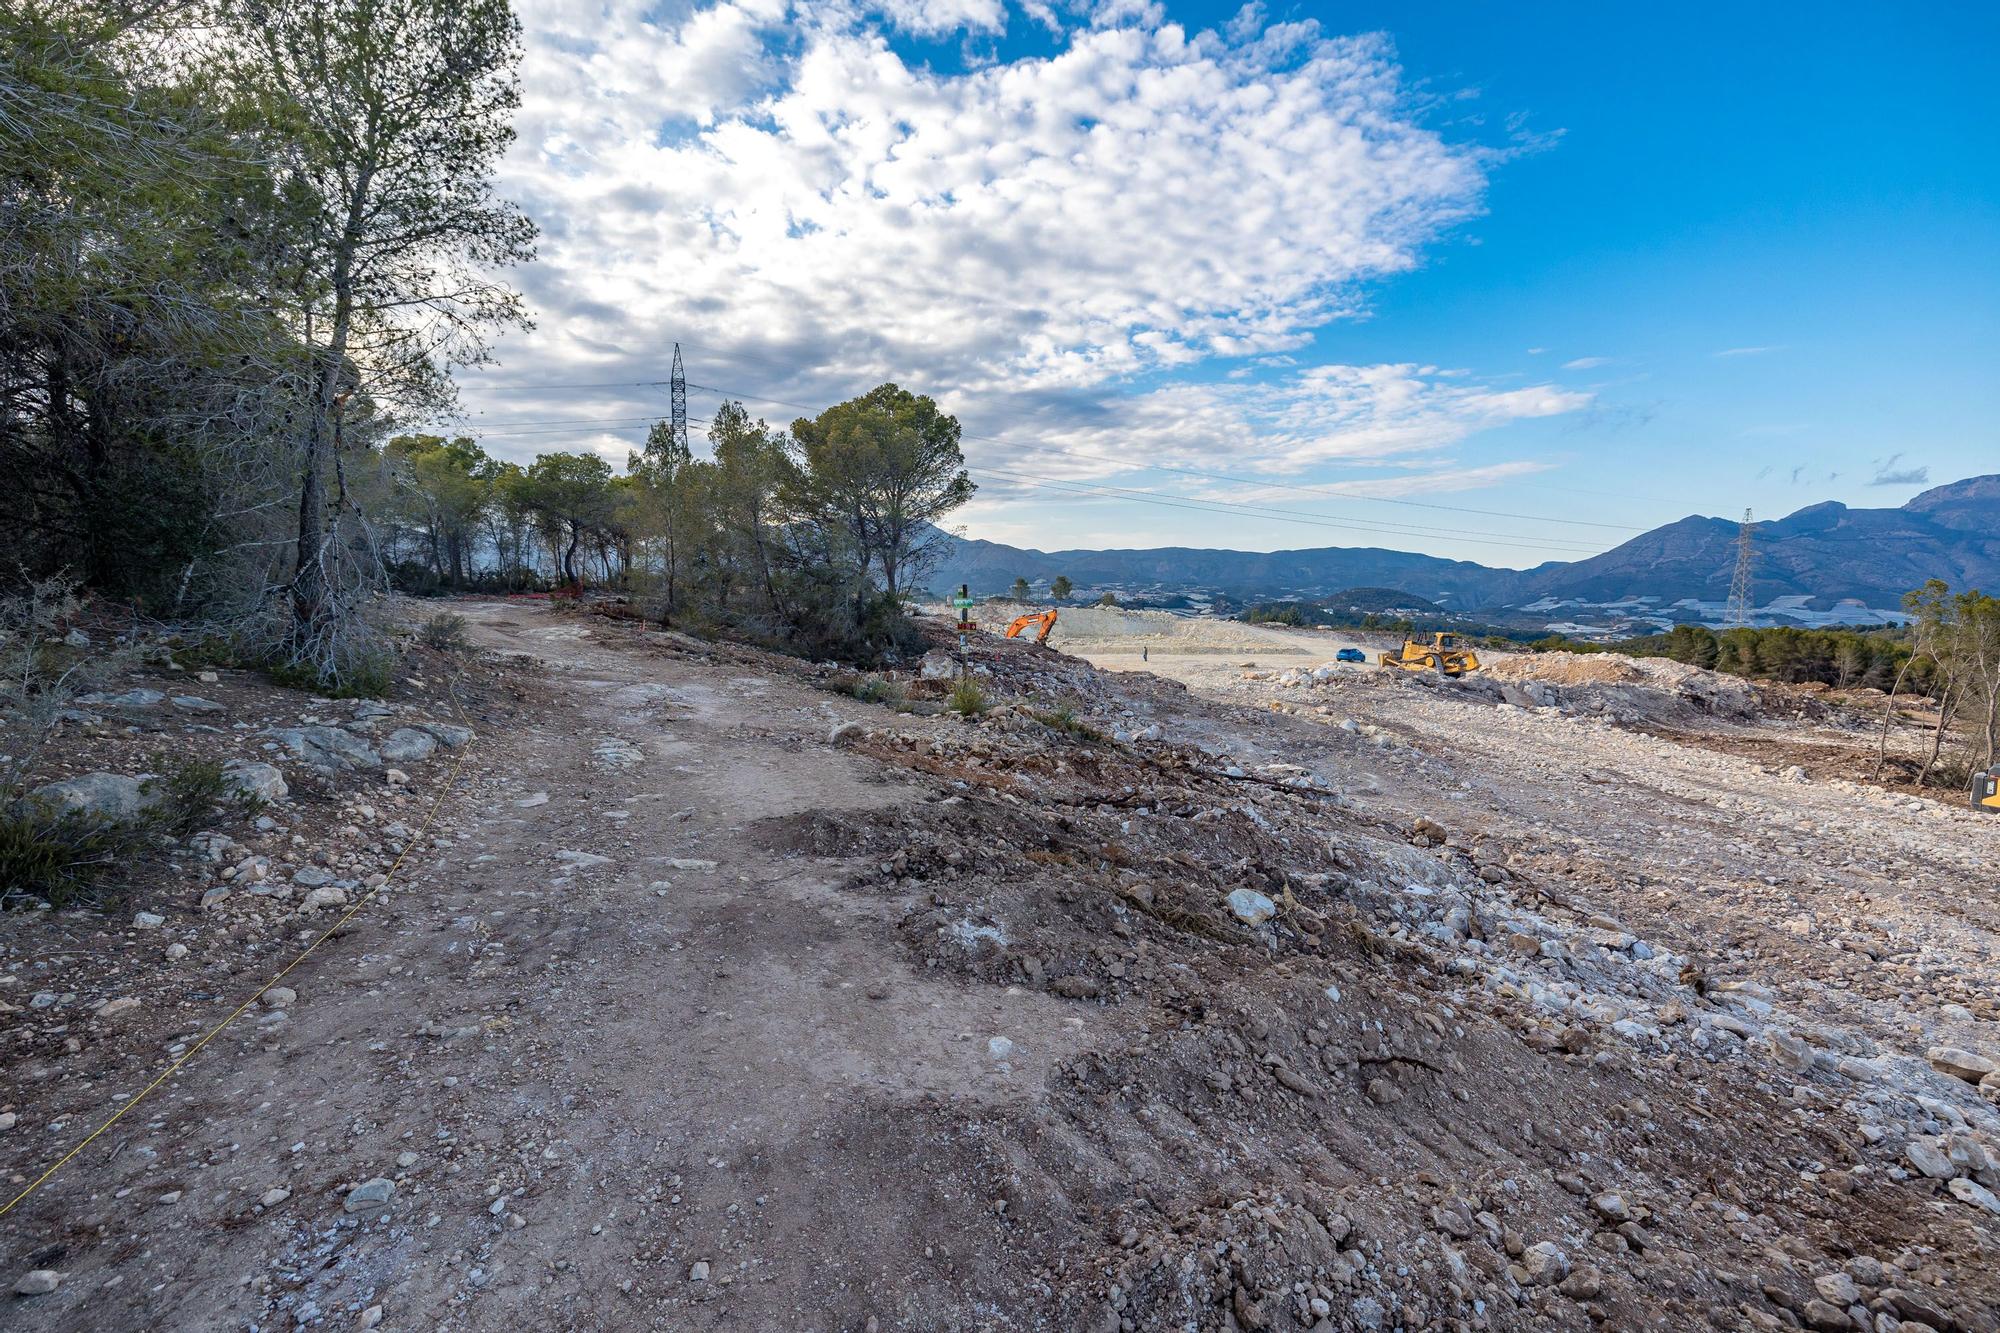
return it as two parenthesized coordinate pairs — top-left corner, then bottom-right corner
(789, 383), (975, 597)
(947, 675), (989, 717)
(266, 647), (395, 699)
(0, 806), (150, 910)
(1239, 601), (1324, 628)
(146, 753), (262, 836)
(1010, 577), (1032, 600)
(1028, 700), (1107, 743)
(415, 611), (471, 653)
(834, 672), (910, 710)
(1050, 575), (1074, 601)
(1098, 591), (1118, 607)
(1564, 623), (1915, 690)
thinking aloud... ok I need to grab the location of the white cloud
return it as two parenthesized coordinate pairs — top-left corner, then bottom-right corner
(988, 362), (1589, 479)
(1714, 345), (1782, 357)
(462, 0), (1583, 516)
(1560, 356), (1610, 370)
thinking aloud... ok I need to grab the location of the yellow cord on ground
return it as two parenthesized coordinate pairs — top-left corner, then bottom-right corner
(0, 689), (476, 1220)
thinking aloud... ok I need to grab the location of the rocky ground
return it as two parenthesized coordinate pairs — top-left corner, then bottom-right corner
(2, 601), (1998, 1332)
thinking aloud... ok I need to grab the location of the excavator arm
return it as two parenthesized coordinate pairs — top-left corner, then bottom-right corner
(1004, 609), (1059, 645)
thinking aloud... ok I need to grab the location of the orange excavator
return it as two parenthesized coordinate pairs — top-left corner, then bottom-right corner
(1004, 608), (1059, 645)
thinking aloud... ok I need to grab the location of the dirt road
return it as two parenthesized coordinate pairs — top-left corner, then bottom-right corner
(6, 601), (1999, 1332)
(1, 602), (1113, 1330)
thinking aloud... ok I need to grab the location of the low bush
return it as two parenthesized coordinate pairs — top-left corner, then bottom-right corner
(1028, 701), (1108, 743)
(265, 647), (396, 699)
(147, 753), (262, 834)
(0, 806), (152, 910)
(415, 611), (471, 653)
(948, 675), (988, 717)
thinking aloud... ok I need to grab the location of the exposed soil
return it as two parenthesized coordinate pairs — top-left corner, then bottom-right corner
(3, 602), (1998, 1333)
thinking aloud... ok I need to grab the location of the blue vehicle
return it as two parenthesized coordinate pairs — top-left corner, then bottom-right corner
(1334, 647), (1367, 663)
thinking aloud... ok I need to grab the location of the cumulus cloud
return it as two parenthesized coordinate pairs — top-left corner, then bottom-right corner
(461, 0), (1580, 492)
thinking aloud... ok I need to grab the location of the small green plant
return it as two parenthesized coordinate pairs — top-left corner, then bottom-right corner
(855, 674), (905, 707)
(1028, 701), (1108, 743)
(947, 675), (988, 718)
(415, 611), (471, 653)
(146, 753), (261, 835)
(0, 806), (150, 910)
(266, 648), (396, 699)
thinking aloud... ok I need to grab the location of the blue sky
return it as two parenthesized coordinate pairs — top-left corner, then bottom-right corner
(459, 0), (1999, 567)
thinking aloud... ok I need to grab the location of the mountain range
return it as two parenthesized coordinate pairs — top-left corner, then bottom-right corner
(932, 474), (2000, 626)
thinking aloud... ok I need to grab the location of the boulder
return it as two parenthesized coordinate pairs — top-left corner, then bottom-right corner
(222, 760), (288, 803)
(170, 695), (223, 713)
(379, 728), (438, 763)
(1521, 1241), (1569, 1286)
(414, 722), (474, 749)
(1947, 1177), (2000, 1216)
(266, 726), (382, 772)
(28, 772), (160, 823)
(1906, 1137), (1959, 1180)
(1928, 1046), (1998, 1084)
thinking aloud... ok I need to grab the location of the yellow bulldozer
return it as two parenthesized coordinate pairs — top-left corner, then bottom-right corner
(1380, 631), (1480, 677)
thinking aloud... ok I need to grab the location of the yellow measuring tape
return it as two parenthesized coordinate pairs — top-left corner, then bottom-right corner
(0, 692), (475, 1220)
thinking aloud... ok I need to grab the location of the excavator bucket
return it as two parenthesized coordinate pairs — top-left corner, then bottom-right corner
(1004, 609), (1059, 645)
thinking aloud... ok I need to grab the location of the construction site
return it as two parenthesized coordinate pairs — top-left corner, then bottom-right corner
(1, 597), (1996, 1332)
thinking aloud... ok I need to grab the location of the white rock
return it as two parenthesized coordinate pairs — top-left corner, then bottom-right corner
(1225, 888), (1276, 925)
(300, 886), (350, 912)
(132, 911), (165, 930)
(12, 1269), (60, 1296)
(1521, 1241), (1569, 1285)
(988, 1036), (1016, 1060)
(260, 1187), (291, 1207)
(222, 760), (288, 803)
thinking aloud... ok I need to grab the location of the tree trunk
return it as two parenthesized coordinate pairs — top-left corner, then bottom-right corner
(1872, 655), (1916, 780)
(1917, 685), (1957, 787)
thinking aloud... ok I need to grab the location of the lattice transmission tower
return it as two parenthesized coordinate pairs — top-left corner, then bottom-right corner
(670, 343), (689, 457)
(1725, 508), (1756, 627)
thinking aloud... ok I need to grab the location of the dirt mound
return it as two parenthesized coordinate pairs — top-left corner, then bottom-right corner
(1487, 651), (1649, 687)
(1475, 652), (1762, 728)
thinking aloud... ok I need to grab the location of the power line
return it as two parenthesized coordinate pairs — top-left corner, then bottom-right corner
(455, 368), (1649, 532)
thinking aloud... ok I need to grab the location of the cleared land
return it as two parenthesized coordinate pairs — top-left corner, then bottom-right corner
(3, 602), (1998, 1332)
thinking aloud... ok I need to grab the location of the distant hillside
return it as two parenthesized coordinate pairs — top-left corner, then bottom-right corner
(928, 474), (2000, 623)
(1325, 587), (1443, 614)
(928, 536), (1537, 607)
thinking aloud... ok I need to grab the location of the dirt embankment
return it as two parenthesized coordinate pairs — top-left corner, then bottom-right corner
(3, 602), (1997, 1332)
